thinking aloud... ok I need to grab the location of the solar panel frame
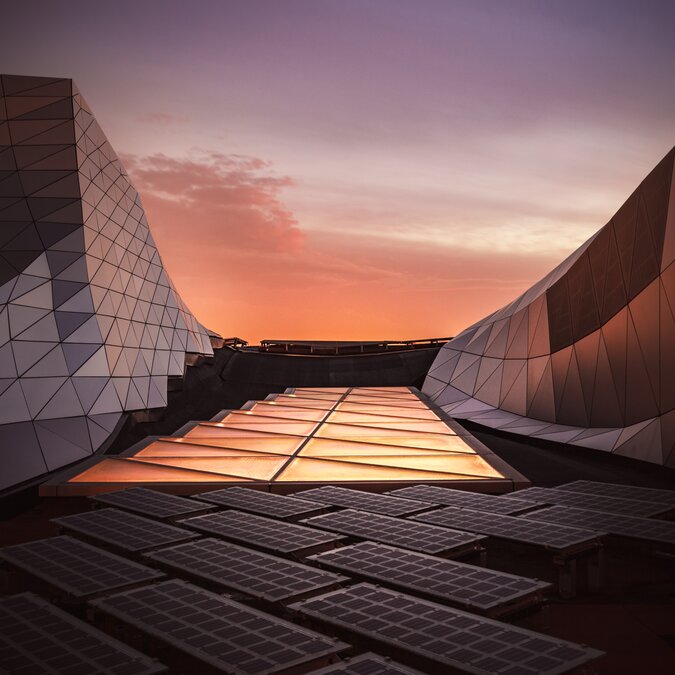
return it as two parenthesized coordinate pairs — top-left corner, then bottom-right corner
(522, 505), (675, 545)
(90, 487), (217, 520)
(411, 506), (604, 554)
(0, 535), (165, 600)
(557, 480), (675, 505)
(290, 583), (604, 675)
(293, 485), (435, 517)
(192, 486), (328, 521)
(307, 652), (426, 675)
(388, 485), (543, 515)
(302, 509), (486, 557)
(308, 541), (551, 617)
(0, 592), (167, 675)
(90, 579), (349, 675)
(178, 510), (346, 557)
(504, 487), (673, 518)
(52, 508), (201, 554)
(144, 537), (349, 603)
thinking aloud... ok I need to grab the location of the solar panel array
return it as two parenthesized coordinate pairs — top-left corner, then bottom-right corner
(523, 505), (675, 545)
(309, 653), (425, 675)
(0, 592), (166, 675)
(291, 583), (603, 675)
(558, 480), (675, 505)
(505, 486), (672, 517)
(145, 538), (348, 603)
(309, 541), (551, 615)
(52, 508), (200, 553)
(303, 509), (486, 556)
(193, 486), (327, 520)
(91, 579), (348, 674)
(389, 485), (542, 515)
(294, 486), (433, 516)
(412, 507), (603, 552)
(0, 536), (165, 599)
(91, 487), (216, 520)
(179, 510), (345, 556)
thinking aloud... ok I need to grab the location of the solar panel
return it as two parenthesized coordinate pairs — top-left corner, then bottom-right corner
(52, 508), (200, 553)
(557, 480), (675, 505)
(412, 507), (603, 553)
(290, 583), (604, 675)
(193, 486), (327, 521)
(504, 487), (673, 517)
(293, 486), (434, 517)
(308, 541), (551, 617)
(0, 593), (167, 675)
(308, 652), (425, 675)
(302, 509), (486, 557)
(523, 505), (675, 545)
(0, 536), (165, 599)
(145, 537), (348, 603)
(91, 487), (217, 520)
(388, 485), (542, 515)
(91, 579), (348, 674)
(179, 510), (346, 557)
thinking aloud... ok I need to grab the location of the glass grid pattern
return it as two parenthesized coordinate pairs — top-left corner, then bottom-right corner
(65, 387), (513, 488)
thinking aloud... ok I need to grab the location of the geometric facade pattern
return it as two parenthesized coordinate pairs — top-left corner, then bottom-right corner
(44, 387), (527, 495)
(0, 75), (212, 491)
(424, 147), (675, 467)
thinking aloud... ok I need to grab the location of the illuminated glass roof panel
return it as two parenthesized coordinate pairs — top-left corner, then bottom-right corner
(53, 387), (527, 494)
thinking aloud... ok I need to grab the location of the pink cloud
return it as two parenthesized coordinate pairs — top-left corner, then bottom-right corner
(138, 112), (190, 125)
(121, 152), (305, 253)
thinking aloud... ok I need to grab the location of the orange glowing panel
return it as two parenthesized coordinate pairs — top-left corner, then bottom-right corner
(137, 437), (300, 456)
(335, 403), (440, 419)
(276, 457), (487, 482)
(326, 411), (440, 425)
(248, 404), (327, 420)
(299, 437), (474, 457)
(133, 456), (288, 481)
(67, 459), (252, 483)
(215, 419), (318, 435)
(316, 421), (454, 438)
(269, 396), (336, 409)
(342, 396), (428, 408)
(309, 453), (504, 478)
(294, 387), (349, 394)
(225, 409), (326, 422)
(184, 424), (304, 439)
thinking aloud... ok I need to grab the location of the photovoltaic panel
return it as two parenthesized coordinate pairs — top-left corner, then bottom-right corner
(91, 579), (348, 674)
(557, 480), (675, 505)
(388, 485), (542, 515)
(504, 486), (672, 517)
(293, 485), (434, 516)
(302, 509), (486, 557)
(179, 510), (346, 556)
(412, 507), (603, 553)
(193, 486), (327, 521)
(308, 653), (425, 675)
(523, 505), (675, 545)
(0, 536), (165, 599)
(145, 537), (348, 603)
(290, 583), (604, 675)
(52, 508), (200, 553)
(91, 487), (217, 520)
(308, 541), (551, 616)
(0, 593), (167, 675)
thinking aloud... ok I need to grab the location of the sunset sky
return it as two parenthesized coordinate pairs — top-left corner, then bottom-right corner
(2, 0), (674, 343)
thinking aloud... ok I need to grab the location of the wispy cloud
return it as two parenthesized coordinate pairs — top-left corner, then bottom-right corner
(121, 152), (305, 253)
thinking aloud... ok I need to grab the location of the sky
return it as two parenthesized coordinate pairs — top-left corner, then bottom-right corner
(2, 0), (674, 343)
